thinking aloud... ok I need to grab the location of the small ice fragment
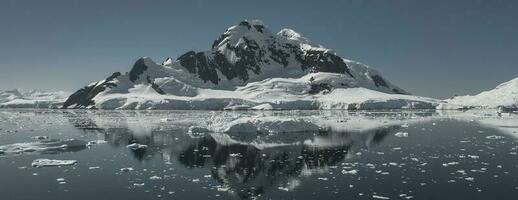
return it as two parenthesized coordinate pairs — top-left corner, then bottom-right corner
(442, 162), (459, 167)
(465, 177), (474, 181)
(87, 140), (107, 147)
(317, 177), (328, 181)
(149, 176), (162, 180)
(373, 195), (390, 199)
(401, 124), (409, 128)
(88, 166), (101, 170)
(342, 169), (358, 175)
(126, 143), (148, 150)
(56, 178), (65, 182)
(395, 132), (408, 137)
(32, 159), (77, 168)
(217, 186), (229, 192)
(160, 118), (172, 122)
(486, 135), (503, 140)
(133, 183), (145, 187)
(192, 178), (200, 182)
(120, 167), (134, 172)
(32, 136), (49, 140)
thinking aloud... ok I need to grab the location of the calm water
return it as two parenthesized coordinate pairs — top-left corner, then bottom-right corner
(0, 109), (517, 200)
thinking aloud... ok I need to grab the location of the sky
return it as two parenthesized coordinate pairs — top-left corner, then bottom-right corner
(0, 0), (517, 99)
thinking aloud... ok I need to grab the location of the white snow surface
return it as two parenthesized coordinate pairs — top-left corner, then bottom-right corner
(441, 77), (518, 109)
(0, 89), (69, 108)
(91, 72), (439, 110)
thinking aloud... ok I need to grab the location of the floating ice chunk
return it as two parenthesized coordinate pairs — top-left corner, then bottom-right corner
(56, 178), (65, 182)
(373, 195), (390, 199)
(32, 159), (77, 168)
(120, 167), (134, 172)
(342, 169), (358, 175)
(0, 139), (87, 156)
(149, 176), (162, 180)
(486, 135), (503, 140)
(442, 162), (460, 167)
(217, 186), (229, 192)
(229, 153), (242, 157)
(187, 126), (210, 138)
(126, 143), (148, 150)
(465, 177), (475, 181)
(88, 166), (101, 170)
(160, 118), (173, 122)
(133, 183), (145, 187)
(87, 140), (107, 147)
(31, 136), (49, 140)
(394, 132), (408, 137)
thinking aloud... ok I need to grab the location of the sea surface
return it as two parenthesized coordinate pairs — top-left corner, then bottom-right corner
(0, 109), (517, 200)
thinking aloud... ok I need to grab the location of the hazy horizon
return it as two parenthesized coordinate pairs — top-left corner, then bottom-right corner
(1, 0), (517, 99)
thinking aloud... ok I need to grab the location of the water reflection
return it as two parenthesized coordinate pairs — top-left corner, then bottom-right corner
(64, 111), (407, 198)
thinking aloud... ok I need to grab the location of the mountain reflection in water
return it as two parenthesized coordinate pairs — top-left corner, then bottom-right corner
(64, 111), (405, 198)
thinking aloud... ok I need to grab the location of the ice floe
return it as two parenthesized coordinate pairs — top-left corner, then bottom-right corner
(32, 159), (77, 168)
(0, 139), (87, 156)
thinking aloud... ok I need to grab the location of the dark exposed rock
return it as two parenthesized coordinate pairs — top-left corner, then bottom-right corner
(177, 36), (267, 84)
(62, 72), (121, 108)
(129, 58), (149, 82)
(370, 75), (388, 87)
(147, 76), (165, 95)
(238, 21), (252, 29)
(253, 24), (265, 33)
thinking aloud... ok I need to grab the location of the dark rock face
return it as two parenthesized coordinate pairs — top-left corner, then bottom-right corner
(178, 36), (267, 84)
(370, 75), (388, 87)
(62, 72), (121, 108)
(129, 58), (149, 82)
(146, 76), (165, 95)
(179, 33), (355, 85)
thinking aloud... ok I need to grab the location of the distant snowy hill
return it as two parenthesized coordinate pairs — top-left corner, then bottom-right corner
(0, 89), (70, 108)
(440, 77), (518, 111)
(62, 20), (439, 110)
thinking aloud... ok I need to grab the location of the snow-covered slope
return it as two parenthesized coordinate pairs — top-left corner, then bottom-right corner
(439, 77), (518, 111)
(63, 20), (439, 110)
(0, 89), (70, 108)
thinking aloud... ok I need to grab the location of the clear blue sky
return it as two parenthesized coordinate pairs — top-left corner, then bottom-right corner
(1, 0), (517, 98)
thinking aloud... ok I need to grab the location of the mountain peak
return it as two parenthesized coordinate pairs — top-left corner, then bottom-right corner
(212, 20), (272, 49)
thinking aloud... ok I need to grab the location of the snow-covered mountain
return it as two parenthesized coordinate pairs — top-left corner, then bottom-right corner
(439, 77), (518, 111)
(0, 89), (70, 108)
(63, 20), (439, 110)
